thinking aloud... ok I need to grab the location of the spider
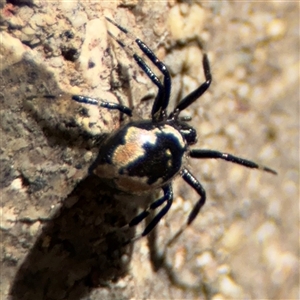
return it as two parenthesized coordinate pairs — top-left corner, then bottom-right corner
(72, 17), (277, 242)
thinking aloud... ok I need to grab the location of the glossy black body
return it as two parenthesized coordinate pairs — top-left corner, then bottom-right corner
(72, 18), (277, 241)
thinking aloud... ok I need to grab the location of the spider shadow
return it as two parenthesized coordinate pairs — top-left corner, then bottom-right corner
(3, 57), (138, 299)
(9, 174), (136, 300)
(147, 224), (212, 297)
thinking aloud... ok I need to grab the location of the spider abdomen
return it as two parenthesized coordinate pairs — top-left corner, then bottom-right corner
(91, 120), (187, 193)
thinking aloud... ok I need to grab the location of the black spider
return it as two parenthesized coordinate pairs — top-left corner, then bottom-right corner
(72, 17), (277, 242)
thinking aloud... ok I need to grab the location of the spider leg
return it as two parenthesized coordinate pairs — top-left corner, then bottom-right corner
(124, 184), (173, 244)
(131, 53), (165, 120)
(181, 168), (206, 225)
(106, 17), (171, 121)
(179, 115), (192, 122)
(170, 54), (212, 119)
(134, 39), (171, 120)
(190, 149), (277, 175)
(166, 168), (206, 247)
(72, 95), (132, 116)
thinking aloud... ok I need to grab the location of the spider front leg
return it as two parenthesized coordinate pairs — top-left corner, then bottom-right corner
(72, 95), (132, 116)
(190, 149), (277, 175)
(170, 54), (212, 119)
(106, 17), (171, 121)
(133, 38), (171, 119)
(106, 17), (171, 102)
(123, 184), (173, 244)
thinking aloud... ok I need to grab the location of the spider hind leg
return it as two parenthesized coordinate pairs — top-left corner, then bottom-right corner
(166, 168), (206, 247)
(123, 184), (173, 244)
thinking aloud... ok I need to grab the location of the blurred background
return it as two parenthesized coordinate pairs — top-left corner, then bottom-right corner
(1, 1), (298, 299)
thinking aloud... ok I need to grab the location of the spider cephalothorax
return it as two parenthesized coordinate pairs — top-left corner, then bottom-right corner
(72, 17), (277, 240)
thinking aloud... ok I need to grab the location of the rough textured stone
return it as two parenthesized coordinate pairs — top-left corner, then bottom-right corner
(1, 1), (298, 299)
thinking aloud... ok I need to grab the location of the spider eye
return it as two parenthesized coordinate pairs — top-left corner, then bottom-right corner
(178, 123), (197, 145)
